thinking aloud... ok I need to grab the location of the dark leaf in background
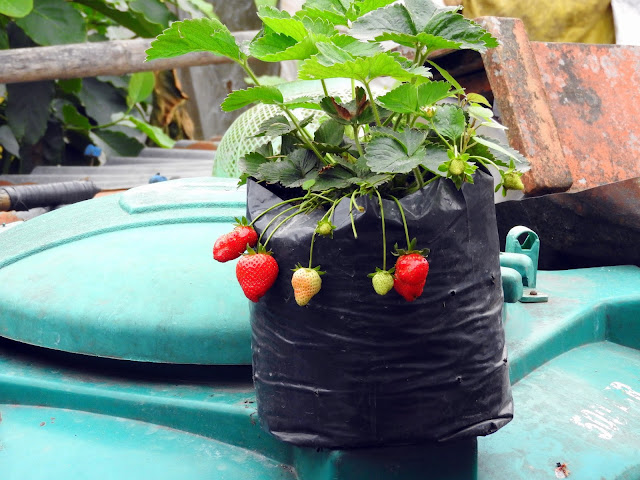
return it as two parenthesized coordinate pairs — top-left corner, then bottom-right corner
(78, 78), (127, 126)
(92, 129), (144, 157)
(6, 81), (55, 145)
(15, 0), (86, 45)
(41, 120), (65, 165)
(0, 125), (20, 157)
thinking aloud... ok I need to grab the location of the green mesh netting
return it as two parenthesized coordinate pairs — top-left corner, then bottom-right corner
(214, 79), (358, 178)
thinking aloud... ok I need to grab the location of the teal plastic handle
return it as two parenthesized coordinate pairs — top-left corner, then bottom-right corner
(504, 226), (540, 288)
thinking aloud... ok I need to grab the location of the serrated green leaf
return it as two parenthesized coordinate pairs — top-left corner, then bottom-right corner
(353, 0), (396, 18)
(146, 18), (243, 62)
(365, 135), (427, 174)
(254, 115), (293, 137)
(473, 135), (530, 172)
(240, 151), (271, 180)
(258, 6), (308, 42)
(377, 84), (417, 113)
(418, 81), (452, 106)
(251, 33), (321, 61)
(467, 93), (491, 107)
(301, 16), (337, 36)
(299, 51), (429, 83)
(6, 80), (54, 145)
(0, 0), (32, 18)
(127, 71), (155, 107)
(420, 142), (450, 175)
(350, 3), (415, 39)
(297, 6), (348, 26)
(311, 164), (355, 190)
(15, 0), (86, 45)
(426, 59), (464, 94)
(250, 31), (296, 58)
(92, 130), (144, 157)
(431, 104), (465, 141)
(331, 34), (381, 57)
(424, 11), (498, 53)
(315, 42), (354, 65)
(62, 104), (92, 130)
(467, 105), (493, 120)
(258, 149), (319, 187)
(126, 115), (175, 148)
(403, 0), (444, 32)
(314, 118), (344, 144)
(371, 126), (426, 155)
(221, 86), (283, 112)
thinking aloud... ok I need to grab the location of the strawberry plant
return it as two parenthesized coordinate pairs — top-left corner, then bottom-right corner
(148, 0), (530, 305)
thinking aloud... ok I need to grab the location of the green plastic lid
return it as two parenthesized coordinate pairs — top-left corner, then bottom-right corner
(0, 178), (252, 365)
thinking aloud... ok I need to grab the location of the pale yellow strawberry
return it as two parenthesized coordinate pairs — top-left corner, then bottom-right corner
(291, 267), (323, 306)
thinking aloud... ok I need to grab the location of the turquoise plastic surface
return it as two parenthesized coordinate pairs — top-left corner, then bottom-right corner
(0, 178), (251, 364)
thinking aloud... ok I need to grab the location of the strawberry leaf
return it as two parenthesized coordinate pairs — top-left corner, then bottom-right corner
(252, 34), (322, 61)
(366, 128), (428, 174)
(332, 34), (382, 57)
(378, 81), (450, 113)
(258, 6), (308, 41)
(299, 52), (431, 83)
(420, 143), (450, 175)
(431, 104), (465, 141)
(350, 3), (416, 40)
(472, 135), (531, 172)
(258, 149), (320, 187)
(254, 115), (293, 137)
(353, 0), (397, 19)
(146, 18), (243, 62)
(314, 118), (345, 144)
(221, 86), (283, 111)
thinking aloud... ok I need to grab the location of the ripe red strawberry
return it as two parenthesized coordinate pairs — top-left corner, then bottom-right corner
(236, 245), (279, 302)
(291, 265), (323, 306)
(213, 217), (258, 263)
(393, 275), (426, 302)
(395, 253), (429, 285)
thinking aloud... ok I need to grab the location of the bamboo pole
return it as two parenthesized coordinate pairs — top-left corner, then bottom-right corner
(0, 31), (258, 84)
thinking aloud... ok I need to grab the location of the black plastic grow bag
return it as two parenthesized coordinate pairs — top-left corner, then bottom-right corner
(247, 170), (513, 448)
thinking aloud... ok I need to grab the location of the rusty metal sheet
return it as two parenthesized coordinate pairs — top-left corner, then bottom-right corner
(531, 41), (640, 191)
(495, 177), (640, 269)
(478, 16), (573, 195)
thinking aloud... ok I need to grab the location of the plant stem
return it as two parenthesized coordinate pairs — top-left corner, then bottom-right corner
(363, 81), (382, 126)
(243, 60), (261, 86)
(393, 113), (404, 131)
(250, 196), (306, 226)
(349, 191), (361, 239)
(321, 79), (329, 97)
(374, 188), (387, 270)
(258, 205), (299, 244)
(413, 167), (425, 189)
(264, 210), (301, 247)
(308, 232), (317, 268)
(390, 195), (410, 249)
(353, 124), (364, 156)
(282, 108), (326, 162)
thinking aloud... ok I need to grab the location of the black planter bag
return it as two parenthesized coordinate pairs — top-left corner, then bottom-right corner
(247, 170), (513, 448)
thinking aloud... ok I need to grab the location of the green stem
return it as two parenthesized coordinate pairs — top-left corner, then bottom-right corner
(430, 120), (453, 149)
(413, 167), (425, 189)
(321, 79), (329, 97)
(351, 79), (356, 99)
(374, 189), (387, 270)
(308, 232), (317, 268)
(243, 60), (261, 86)
(363, 81), (382, 126)
(390, 195), (410, 249)
(258, 205), (299, 244)
(349, 191), (361, 239)
(353, 124), (364, 156)
(250, 196), (305, 226)
(393, 113), (404, 131)
(282, 108), (326, 162)
(264, 211), (301, 247)
(382, 113), (396, 127)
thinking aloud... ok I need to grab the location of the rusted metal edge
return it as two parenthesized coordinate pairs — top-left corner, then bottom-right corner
(477, 16), (573, 195)
(0, 30), (258, 85)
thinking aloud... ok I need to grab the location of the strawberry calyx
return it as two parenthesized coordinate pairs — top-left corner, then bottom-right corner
(367, 266), (395, 278)
(292, 263), (325, 276)
(245, 243), (272, 256)
(315, 219), (336, 237)
(392, 238), (430, 257)
(233, 216), (252, 227)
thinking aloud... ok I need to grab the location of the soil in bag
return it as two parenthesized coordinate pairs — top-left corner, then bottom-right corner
(247, 170), (513, 448)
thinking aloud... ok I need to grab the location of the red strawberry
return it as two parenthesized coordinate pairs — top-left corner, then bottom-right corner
(395, 253), (429, 285)
(393, 276), (426, 302)
(393, 238), (430, 286)
(236, 245), (279, 302)
(213, 217), (258, 263)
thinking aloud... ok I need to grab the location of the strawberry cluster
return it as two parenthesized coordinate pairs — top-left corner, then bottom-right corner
(213, 217), (430, 306)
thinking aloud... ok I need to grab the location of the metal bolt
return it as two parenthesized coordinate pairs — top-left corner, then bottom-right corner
(530, 290), (538, 296)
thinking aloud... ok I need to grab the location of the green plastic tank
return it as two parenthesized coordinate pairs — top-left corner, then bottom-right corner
(0, 177), (639, 480)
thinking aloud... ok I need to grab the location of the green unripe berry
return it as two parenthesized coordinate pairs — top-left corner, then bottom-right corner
(372, 271), (394, 295)
(503, 172), (525, 191)
(315, 220), (335, 237)
(448, 158), (465, 176)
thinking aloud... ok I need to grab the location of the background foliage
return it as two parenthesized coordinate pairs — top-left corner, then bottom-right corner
(0, 0), (216, 174)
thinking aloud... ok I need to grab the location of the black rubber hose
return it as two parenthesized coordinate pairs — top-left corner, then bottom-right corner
(0, 181), (100, 211)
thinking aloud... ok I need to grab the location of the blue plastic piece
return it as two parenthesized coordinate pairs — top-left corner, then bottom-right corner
(500, 266), (524, 303)
(504, 226), (540, 287)
(83, 144), (102, 158)
(149, 173), (168, 183)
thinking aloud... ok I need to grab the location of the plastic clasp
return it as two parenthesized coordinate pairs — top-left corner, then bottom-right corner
(504, 226), (540, 288)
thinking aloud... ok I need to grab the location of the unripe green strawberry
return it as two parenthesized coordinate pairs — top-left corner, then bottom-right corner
(371, 270), (394, 295)
(448, 158), (465, 176)
(291, 266), (323, 306)
(315, 219), (335, 237)
(503, 172), (524, 191)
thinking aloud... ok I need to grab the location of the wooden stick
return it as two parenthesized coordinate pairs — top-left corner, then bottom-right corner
(0, 31), (258, 84)
(0, 191), (11, 211)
